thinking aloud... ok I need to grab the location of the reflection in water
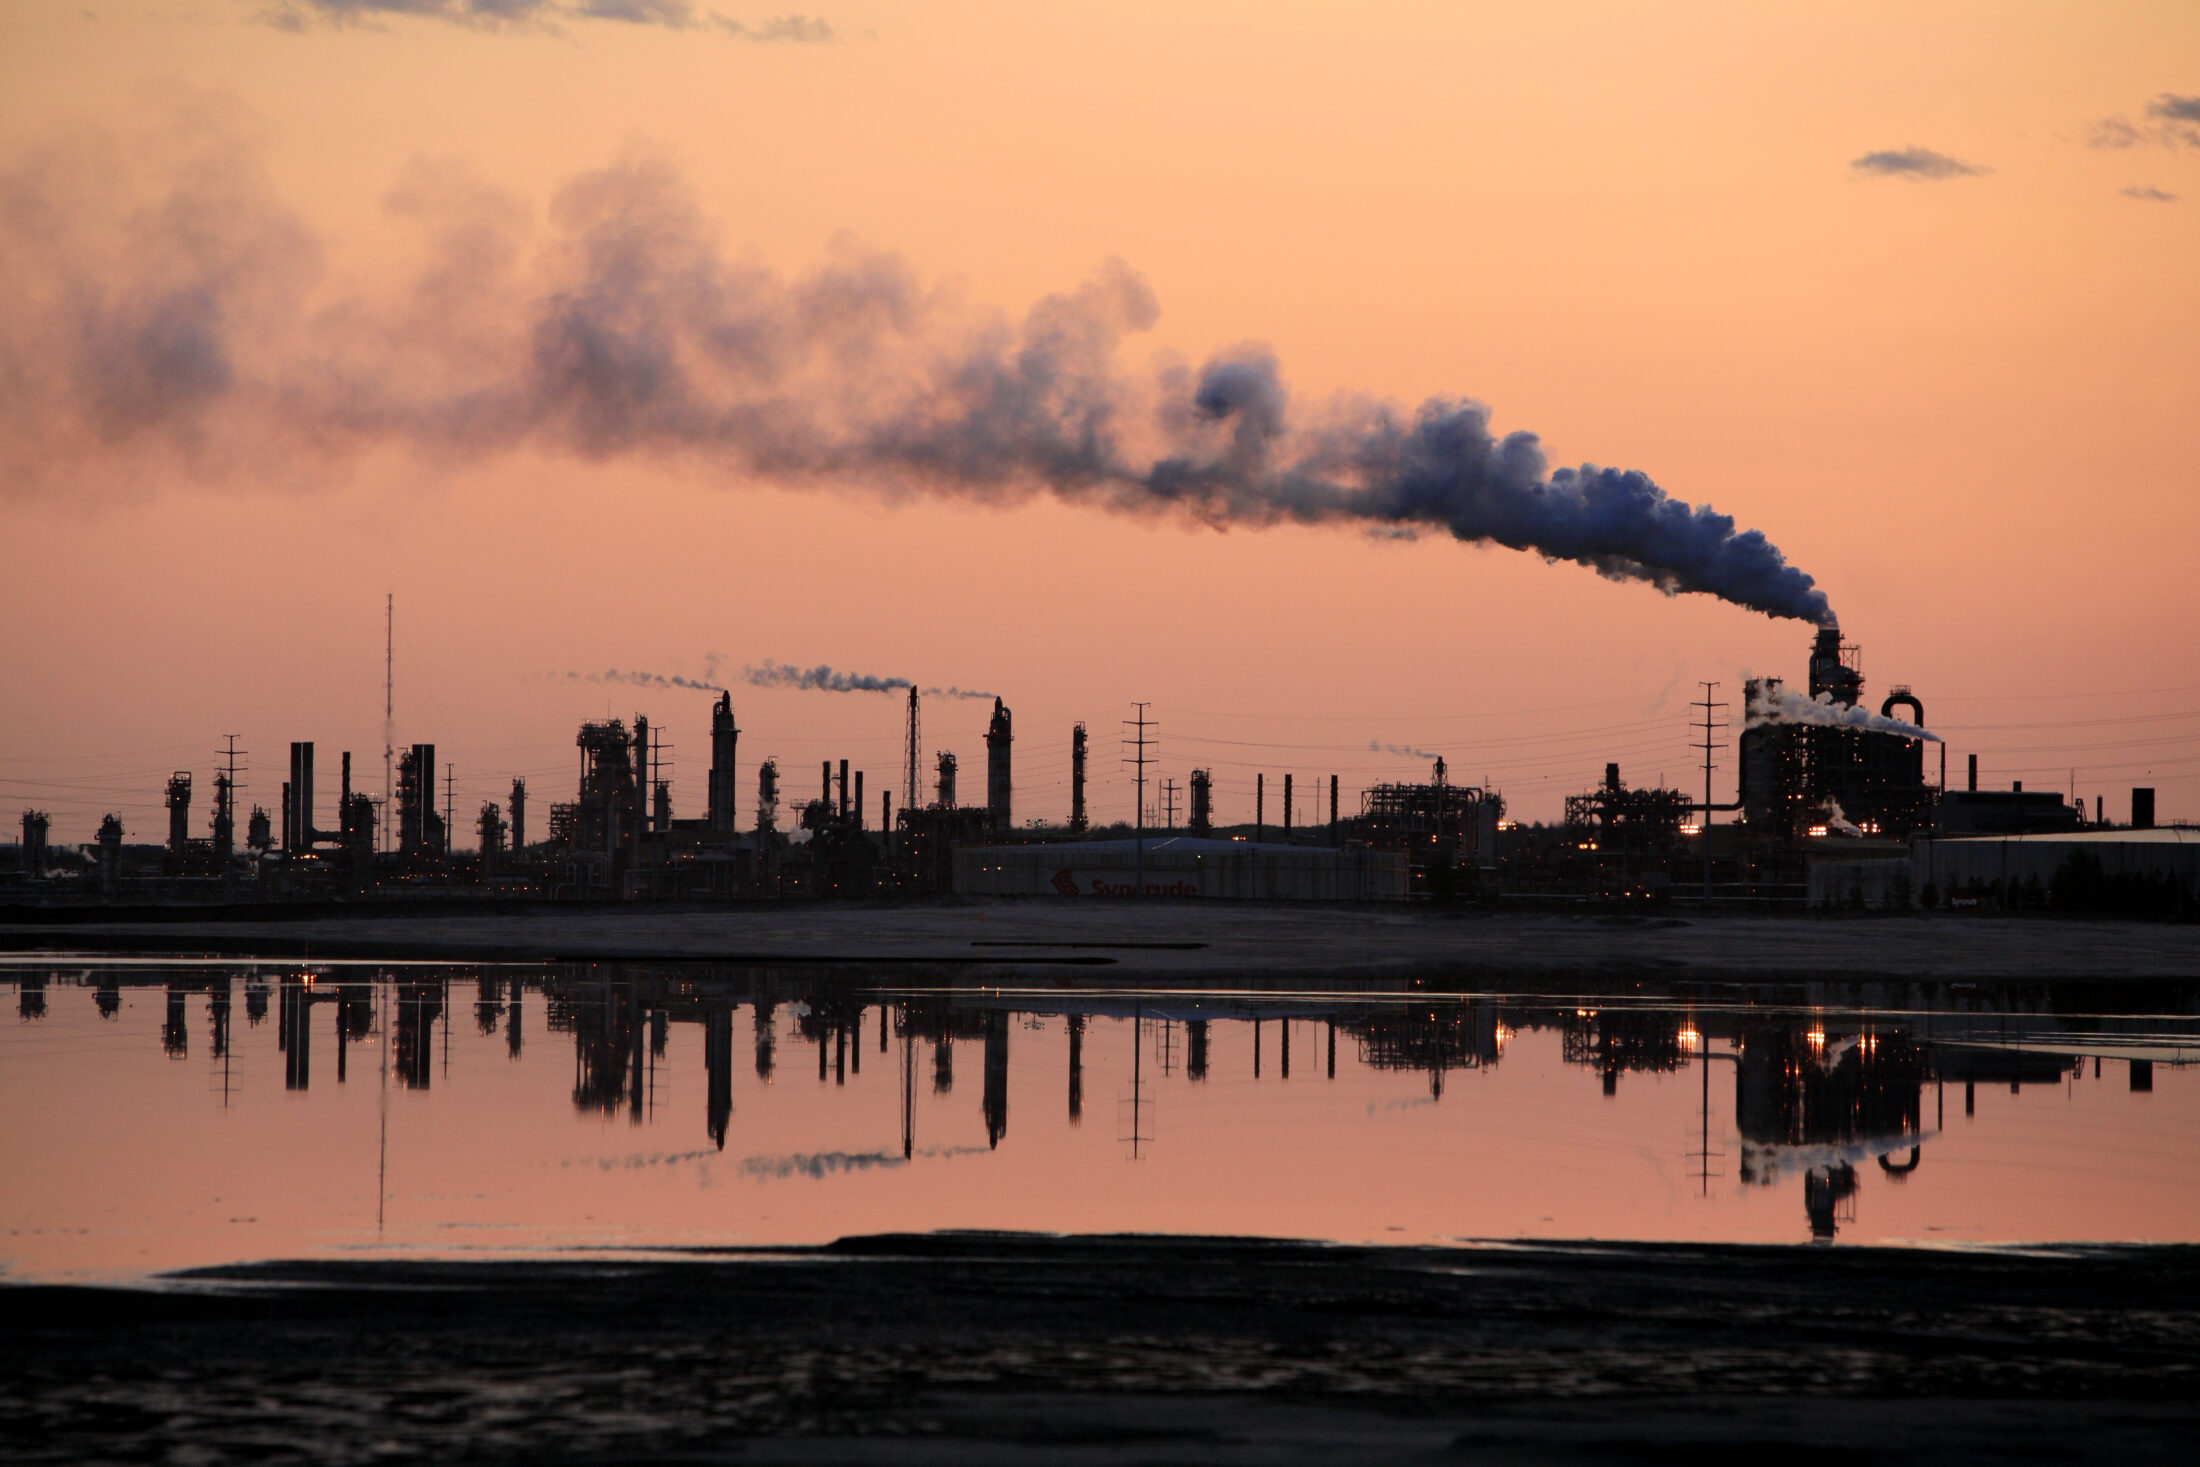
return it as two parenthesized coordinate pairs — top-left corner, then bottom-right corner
(7, 962), (2198, 1269)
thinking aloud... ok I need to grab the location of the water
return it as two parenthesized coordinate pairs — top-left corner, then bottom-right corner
(5, 959), (2197, 1280)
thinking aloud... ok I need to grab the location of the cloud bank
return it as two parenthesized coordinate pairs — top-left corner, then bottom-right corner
(0, 102), (1834, 624)
(1849, 147), (1989, 180)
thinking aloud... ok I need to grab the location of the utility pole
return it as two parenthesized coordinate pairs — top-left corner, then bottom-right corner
(443, 761), (456, 868)
(1123, 703), (1154, 896)
(1692, 681), (1727, 901)
(1161, 778), (1178, 831)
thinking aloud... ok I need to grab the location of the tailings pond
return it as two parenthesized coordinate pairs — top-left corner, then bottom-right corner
(5, 959), (2197, 1279)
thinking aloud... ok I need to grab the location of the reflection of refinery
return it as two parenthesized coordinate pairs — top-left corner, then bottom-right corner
(36, 967), (2195, 1242)
(11, 628), (2187, 911)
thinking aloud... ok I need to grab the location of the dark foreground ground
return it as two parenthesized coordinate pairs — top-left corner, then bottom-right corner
(5, 1235), (2198, 1465)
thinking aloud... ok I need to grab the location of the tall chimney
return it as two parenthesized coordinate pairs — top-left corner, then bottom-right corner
(985, 699), (1013, 832)
(1968, 754), (1978, 792)
(288, 742), (314, 848)
(709, 693), (739, 836)
(839, 759), (850, 819)
(510, 777), (527, 852)
(2133, 788), (2156, 830)
(1070, 723), (1088, 834)
(1283, 773), (1293, 832)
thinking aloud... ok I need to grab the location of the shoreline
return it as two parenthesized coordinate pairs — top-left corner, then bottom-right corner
(4, 902), (2197, 982)
(7, 1234), (2197, 1464)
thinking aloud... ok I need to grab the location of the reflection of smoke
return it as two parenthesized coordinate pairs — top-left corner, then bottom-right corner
(746, 661), (992, 700)
(1370, 741), (1440, 761)
(739, 1145), (984, 1180)
(1, 105), (1833, 624)
(1747, 686), (1938, 741)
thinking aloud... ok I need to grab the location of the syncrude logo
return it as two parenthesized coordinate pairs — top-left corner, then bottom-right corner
(1051, 868), (1201, 897)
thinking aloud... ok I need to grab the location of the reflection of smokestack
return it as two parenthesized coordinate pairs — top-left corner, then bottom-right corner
(982, 1010), (1009, 1149)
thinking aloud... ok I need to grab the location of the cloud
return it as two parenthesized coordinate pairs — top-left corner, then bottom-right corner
(2085, 94), (2200, 151)
(2121, 185), (2180, 203)
(1849, 147), (1988, 180)
(0, 100), (1838, 625)
(714, 12), (831, 41)
(255, 1), (833, 36)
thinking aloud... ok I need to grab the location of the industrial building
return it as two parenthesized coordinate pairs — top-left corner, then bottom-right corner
(952, 836), (1409, 901)
(5, 626), (2187, 913)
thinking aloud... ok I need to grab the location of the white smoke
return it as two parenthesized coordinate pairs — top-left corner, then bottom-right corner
(1819, 798), (1863, 837)
(1746, 685), (1938, 742)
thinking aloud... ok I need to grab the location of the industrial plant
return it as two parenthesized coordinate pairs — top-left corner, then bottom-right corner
(7, 629), (2190, 915)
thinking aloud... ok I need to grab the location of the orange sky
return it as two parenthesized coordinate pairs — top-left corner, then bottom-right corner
(4, 1), (2197, 836)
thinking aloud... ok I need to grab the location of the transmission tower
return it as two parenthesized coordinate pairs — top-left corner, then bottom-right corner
(1691, 681), (1727, 900)
(1122, 703), (1155, 895)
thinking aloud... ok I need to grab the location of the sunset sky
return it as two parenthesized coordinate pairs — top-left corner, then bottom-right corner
(5, 1), (2196, 838)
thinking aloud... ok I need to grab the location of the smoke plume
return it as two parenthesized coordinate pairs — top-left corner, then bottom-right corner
(1370, 741), (1441, 761)
(1746, 685), (1938, 741)
(745, 661), (992, 700)
(0, 105), (1833, 624)
(567, 668), (726, 693)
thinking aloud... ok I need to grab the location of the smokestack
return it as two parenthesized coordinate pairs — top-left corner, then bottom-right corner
(1256, 773), (1264, 840)
(709, 693), (739, 835)
(821, 760), (831, 813)
(1605, 762), (1621, 794)
(904, 686), (921, 813)
(288, 742), (314, 848)
(2133, 788), (2156, 830)
(986, 699), (1013, 833)
(936, 749), (957, 809)
(165, 771), (192, 859)
(1189, 769), (1212, 832)
(1284, 773), (1293, 833)
(1968, 754), (1978, 792)
(1070, 723), (1088, 834)
(854, 770), (865, 830)
(510, 777), (527, 852)
(839, 759), (850, 820)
